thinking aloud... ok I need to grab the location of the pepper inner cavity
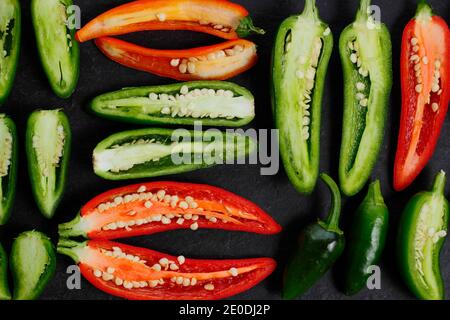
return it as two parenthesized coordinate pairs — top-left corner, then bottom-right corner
(102, 85), (253, 120)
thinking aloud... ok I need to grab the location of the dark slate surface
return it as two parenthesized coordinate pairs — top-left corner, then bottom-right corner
(0, 0), (449, 300)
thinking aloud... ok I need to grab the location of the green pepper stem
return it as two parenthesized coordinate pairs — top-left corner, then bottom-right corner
(356, 0), (371, 21)
(56, 239), (87, 264)
(415, 0), (433, 19)
(432, 170), (446, 195)
(319, 173), (343, 234)
(302, 0), (319, 19)
(366, 180), (386, 206)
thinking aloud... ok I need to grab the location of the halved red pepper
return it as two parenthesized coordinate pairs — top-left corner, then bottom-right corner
(75, 0), (264, 43)
(58, 181), (282, 239)
(57, 239), (276, 300)
(394, 1), (450, 191)
(95, 37), (257, 81)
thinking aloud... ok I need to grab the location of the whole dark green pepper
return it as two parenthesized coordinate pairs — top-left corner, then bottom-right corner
(397, 170), (449, 300)
(343, 180), (389, 295)
(283, 173), (345, 299)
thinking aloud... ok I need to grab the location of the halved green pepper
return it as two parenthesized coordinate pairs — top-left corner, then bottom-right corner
(397, 170), (449, 300)
(0, 0), (21, 105)
(343, 180), (389, 295)
(283, 173), (345, 299)
(338, 0), (392, 196)
(26, 109), (71, 219)
(0, 243), (10, 300)
(10, 231), (56, 300)
(90, 81), (255, 127)
(93, 128), (256, 180)
(272, 0), (333, 194)
(31, 0), (79, 98)
(0, 115), (17, 225)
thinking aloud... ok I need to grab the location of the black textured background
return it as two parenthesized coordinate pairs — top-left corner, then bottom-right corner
(0, 0), (449, 300)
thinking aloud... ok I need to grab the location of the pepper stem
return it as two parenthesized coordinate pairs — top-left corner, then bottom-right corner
(236, 17), (265, 37)
(415, 0), (433, 20)
(56, 239), (87, 264)
(302, 0), (319, 19)
(319, 173), (343, 234)
(432, 170), (446, 195)
(356, 0), (371, 21)
(366, 180), (386, 206)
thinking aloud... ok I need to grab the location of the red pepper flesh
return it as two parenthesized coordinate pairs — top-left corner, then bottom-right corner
(58, 181), (282, 239)
(95, 37), (258, 81)
(394, 2), (450, 191)
(58, 239), (276, 300)
(75, 0), (264, 42)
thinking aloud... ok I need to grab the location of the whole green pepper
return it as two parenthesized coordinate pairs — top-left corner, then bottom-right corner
(10, 231), (56, 300)
(31, 0), (79, 98)
(93, 128), (256, 180)
(0, 243), (10, 300)
(90, 81), (255, 127)
(0, 115), (17, 225)
(338, 0), (392, 196)
(272, 0), (333, 194)
(397, 170), (449, 300)
(343, 180), (389, 295)
(283, 173), (345, 299)
(0, 0), (21, 105)
(26, 109), (71, 219)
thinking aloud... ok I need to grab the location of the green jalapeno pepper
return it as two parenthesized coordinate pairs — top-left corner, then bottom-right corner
(343, 180), (389, 295)
(272, 0), (333, 194)
(397, 170), (449, 300)
(31, 0), (79, 98)
(0, 0), (20, 106)
(338, 0), (392, 196)
(283, 173), (345, 299)
(0, 115), (17, 225)
(90, 81), (255, 127)
(10, 231), (56, 300)
(26, 109), (71, 219)
(0, 243), (10, 300)
(93, 128), (256, 180)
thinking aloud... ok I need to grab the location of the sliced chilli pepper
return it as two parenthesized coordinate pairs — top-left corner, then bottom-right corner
(26, 109), (71, 219)
(76, 0), (264, 43)
(338, 0), (392, 196)
(343, 180), (389, 296)
(92, 128), (256, 180)
(0, 243), (10, 300)
(283, 174), (345, 299)
(10, 231), (56, 300)
(393, 1), (450, 191)
(31, 0), (80, 98)
(57, 239), (276, 300)
(397, 170), (449, 300)
(95, 37), (257, 81)
(59, 181), (282, 239)
(272, 0), (333, 194)
(0, 0), (21, 106)
(0, 115), (17, 226)
(89, 81), (255, 127)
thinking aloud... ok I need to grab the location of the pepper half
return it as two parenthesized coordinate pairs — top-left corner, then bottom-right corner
(283, 173), (345, 299)
(95, 37), (257, 81)
(397, 170), (449, 300)
(0, 243), (10, 300)
(76, 0), (264, 42)
(93, 127), (255, 180)
(59, 181), (281, 239)
(10, 231), (56, 300)
(57, 239), (276, 300)
(272, 0), (333, 194)
(343, 180), (389, 295)
(89, 81), (255, 127)
(26, 109), (71, 219)
(393, 1), (450, 191)
(0, 115), (17, 226)
(31, 0), (80, 98)
(0, 0), (20, 106)
(338, 0), (392, 196)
